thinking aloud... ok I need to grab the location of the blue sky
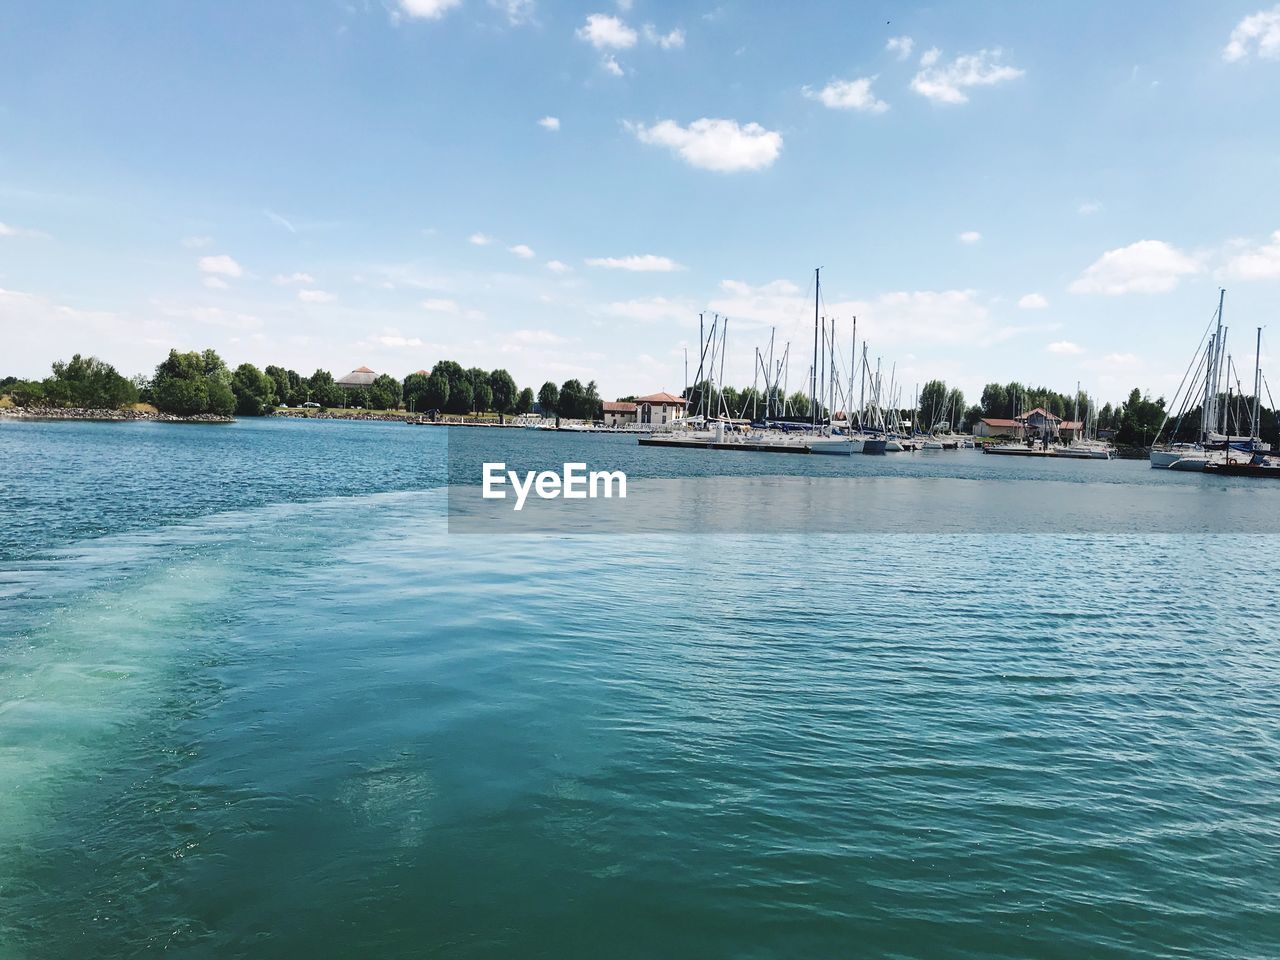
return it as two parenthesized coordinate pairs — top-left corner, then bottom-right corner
(3, 0), (1280, 405)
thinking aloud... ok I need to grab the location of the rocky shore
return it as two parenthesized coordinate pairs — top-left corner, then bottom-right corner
(0, 406), (234, 423)
(271, 409), (410, 422)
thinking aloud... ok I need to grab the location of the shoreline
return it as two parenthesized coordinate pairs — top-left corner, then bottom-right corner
(0, 407), (234, 424)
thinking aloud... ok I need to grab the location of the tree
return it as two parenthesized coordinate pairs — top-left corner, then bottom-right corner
(42, 354), (138, 408)
(489, 369), (517, 418)
(447, 380), (473, 415)
(307, 369), (344, 408)
(230, 362), (277, 416)
(516, 386), (534, 415)
(423, 370), (450, 412)
(559, 379), (587, 420)
(264, 365), (292, 406)
(918, 379), (949, 429)
(788, 391), (811, 417)
(403, 371), (430, 411)
(473, 382), (493, 414)
(981, 383), (1009, 418)
(1115, 388), (1166, 447)
(8, 380), (46, 407)
(369, 373), (402, 411)
(538, 381), (559, 416)
(152, 348), (235, 416)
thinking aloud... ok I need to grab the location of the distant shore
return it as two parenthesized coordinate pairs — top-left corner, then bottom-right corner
(0, 406), (233, 424)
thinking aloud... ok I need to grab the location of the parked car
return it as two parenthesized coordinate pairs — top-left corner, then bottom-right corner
(302, 401), (320, 408)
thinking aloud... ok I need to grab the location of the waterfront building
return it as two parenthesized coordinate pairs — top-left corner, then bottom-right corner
(634, 392), (686, 427)
(337, 366), (378, 391)
(602, 401), (638, 428)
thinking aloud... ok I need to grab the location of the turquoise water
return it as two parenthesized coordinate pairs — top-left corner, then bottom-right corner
(2, 418), (1279, 958)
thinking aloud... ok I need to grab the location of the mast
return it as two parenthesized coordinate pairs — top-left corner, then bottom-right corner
(1253, 326), (1263, 440)
(811, 267), (820, 429)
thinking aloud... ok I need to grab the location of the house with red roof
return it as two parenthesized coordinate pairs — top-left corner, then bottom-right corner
(634, 391), (686, 427)
(601, 400), (638, 428)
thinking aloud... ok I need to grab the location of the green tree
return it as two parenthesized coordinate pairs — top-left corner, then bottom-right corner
(152, 348), (235, 416)
(516, 386), (534, 415)
(489, 369), (517, 418)
(264, 365), (292, 406)
(472, 382), (493, 414)
(230, 362), (277, 416)
(788, 390), (811, 417)
(403, 371), (430, 411)
(448, 380), (474, 415)
(369, 373), (402, 411)
(9, 380), (46, 407)
(43, 354), (138, 408)
(423, 370), (450, 412)
(918, 379), (949, 429)
(307, 369), (344, 408)
(538, 381), (558, 416)
(559, 379), (586, 419)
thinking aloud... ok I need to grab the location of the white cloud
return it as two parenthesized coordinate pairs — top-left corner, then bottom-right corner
(600, 296), (695, 322)
(203, 276), (228, 290)
(198, 254), (242, 277)
(421, 298), (460, 313)
(398, 0), (462, 20)
(642, 24), (685, 49)
(378, 334), (427, 348)
(1223, 229), (1280, 279)
(468, 232), (492, 245)
(274, 272), (316, 285)
(710, 279), (994, 345)
(1047, 340), (1084, 354)
(1224, 6), (1280, 61)
(601, 55), (624, 76)
(511, 328), (567, 345)
(181, 235), (212, 248)
(585, 254), (686, 272)
(1078, 200), (1103, 215)
(537, 115), (560, 131)
(910, 48), (1024, 104)
(297, 289), (336, 303)
(885, 36), (914, 60)
(490, 0), (536, 26)
(803, 77), (889, 113)
(1018, 292), (1049, 309)
(577, 13), (637, 49)
(616, 0), (632, 10)
(958, 230), (982, 244)
(509, 243), (535, 259)
(1102, 352), (1141, 368)
(627, 117), (783, 172)
(546, 259), (571, 273)
(0, 221), (49, 239)
(1069, 240), (1202, 295)
(264, 209), (297, 233)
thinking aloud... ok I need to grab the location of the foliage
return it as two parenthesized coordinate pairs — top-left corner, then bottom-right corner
(34, 354), (139, 409)
(8, 380), (47, 407)
(368, 373), (402, 411)
(423, 370), (450, 412)
(231, 363), (277, 416)
(472, 382), (493, 413)
(538, 381), (559, 416)
(489, 369), (517, 414)
(516, 386), (534, 415)
(447, 380), (473, 415)
(402, 371), (430, 411)
(307, 369), (345, 408)
(152, 348), (235, 416)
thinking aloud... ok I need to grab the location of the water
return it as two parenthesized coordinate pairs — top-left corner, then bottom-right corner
(2, 418), (1279, 958)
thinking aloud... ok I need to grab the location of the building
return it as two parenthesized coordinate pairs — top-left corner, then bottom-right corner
(601, 401), (637, 428)
(974, 417), (1024, 439)
(634, 391), (686, 427)
(974, 407), (1085, 441)
(337, 366), (377, 391)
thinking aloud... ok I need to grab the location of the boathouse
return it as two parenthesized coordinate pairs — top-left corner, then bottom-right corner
(634, 392), (686, 427)
(602, 401), (638, 428)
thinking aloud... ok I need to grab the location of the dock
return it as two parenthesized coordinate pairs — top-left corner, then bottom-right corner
(638, 436), (813, 454)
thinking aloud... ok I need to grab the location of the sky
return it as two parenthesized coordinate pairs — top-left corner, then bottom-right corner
(2, 0), (1280, 406)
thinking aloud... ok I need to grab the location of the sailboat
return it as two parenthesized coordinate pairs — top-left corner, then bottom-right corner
(1151, 290), (1270, 470)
